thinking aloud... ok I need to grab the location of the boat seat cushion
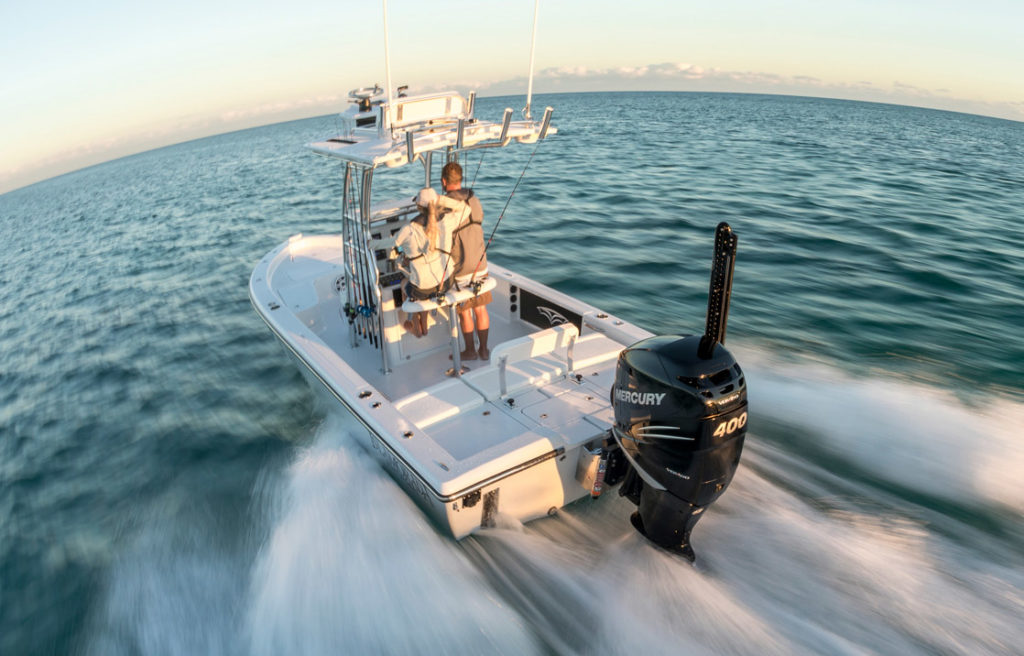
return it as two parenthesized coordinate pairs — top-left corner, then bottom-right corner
(463, 355), (568, 401)
(400, 276), (497, 314)
(462, 324), (580, 400)
(400, 292), (447, 314)
(445, 276), (497, 307)
(490, 323), (579, 365)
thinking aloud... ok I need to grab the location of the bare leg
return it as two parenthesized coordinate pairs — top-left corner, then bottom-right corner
(400, 287), (424, 338)
(474, 306), (490, 331)
(475, 306), (490, 359)
(457, 307), (477, 360)
(403, 312), (426, 338)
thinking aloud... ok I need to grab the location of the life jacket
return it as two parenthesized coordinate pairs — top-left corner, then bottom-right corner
(447, 189), (482, 234)
(445, 189), (487, 283)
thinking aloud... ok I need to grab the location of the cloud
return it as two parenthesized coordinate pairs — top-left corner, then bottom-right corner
(533, 62), (706, 82)
(463, 62), (1024, 124)
(892, 81), (937, 96)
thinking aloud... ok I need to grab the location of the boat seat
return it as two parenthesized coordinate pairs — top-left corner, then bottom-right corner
(400, 276), (497, 314)
(393, 378), (486, 429)
(445, 276), (497, 307)
(400, 278), (498, 369)
(492, 323), (579, 364)
(462, 324), (580, 400)
(400, 292), (448, 314)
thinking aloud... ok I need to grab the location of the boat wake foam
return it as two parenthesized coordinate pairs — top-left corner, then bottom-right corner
(739, 348), (1024, 517)
(243, 412), (540, 655)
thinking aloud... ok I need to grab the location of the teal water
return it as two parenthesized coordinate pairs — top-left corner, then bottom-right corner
(1, 92), (1022, 654)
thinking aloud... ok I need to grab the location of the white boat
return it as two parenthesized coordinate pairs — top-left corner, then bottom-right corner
(249, 84), (748, 560)
(250, 11), (748, 561)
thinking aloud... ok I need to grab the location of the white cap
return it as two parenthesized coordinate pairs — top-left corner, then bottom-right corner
(414, 187), (438, 207)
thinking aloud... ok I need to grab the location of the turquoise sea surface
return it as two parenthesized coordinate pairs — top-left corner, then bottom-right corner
(1, 92), (1022, 654)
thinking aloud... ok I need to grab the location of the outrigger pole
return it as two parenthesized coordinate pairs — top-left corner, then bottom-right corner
(525, 0), (540, 119)
(382, 0), (394, 129)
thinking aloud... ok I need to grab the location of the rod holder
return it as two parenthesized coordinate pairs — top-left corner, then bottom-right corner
(539, 107), (554, 140)
(499, 108), (513, 143)
(405, 130), (415, 164)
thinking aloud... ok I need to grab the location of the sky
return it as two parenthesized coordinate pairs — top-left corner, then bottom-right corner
(2, 0), (1022, 194)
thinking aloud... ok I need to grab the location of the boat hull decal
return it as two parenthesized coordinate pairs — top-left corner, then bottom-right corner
(519, 288), (582, 332)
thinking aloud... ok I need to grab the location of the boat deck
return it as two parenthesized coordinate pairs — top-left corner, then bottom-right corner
(320, 308), (533, 401)
(416, 360), (618, 466)
(321, 299), (624, 469)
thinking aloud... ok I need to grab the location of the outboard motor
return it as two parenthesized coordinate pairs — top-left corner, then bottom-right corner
(612, 223), (747, 562)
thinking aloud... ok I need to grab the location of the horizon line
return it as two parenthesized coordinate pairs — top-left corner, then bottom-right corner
(2, 88), (1021, 197)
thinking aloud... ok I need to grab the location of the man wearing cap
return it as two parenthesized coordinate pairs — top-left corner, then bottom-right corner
(442, 161), (491, 360)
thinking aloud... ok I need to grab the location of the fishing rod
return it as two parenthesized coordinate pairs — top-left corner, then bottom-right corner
(467, 137), (544, 287)
(470, 151), (484, 189)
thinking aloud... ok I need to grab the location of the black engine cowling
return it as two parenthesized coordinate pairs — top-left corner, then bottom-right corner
(612, 336), (747, 559)
(611, 222), (746, 561)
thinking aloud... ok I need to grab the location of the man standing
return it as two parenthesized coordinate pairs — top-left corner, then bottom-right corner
(442, 161), (491, 360)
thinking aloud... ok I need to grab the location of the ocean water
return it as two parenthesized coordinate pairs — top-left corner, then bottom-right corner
(1, 92), (1022, 655)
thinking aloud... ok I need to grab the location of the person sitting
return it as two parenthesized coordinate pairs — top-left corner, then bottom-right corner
(392, 187), (468, 337)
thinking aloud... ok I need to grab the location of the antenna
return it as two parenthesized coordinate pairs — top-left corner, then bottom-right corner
(382, 0), (394, 130)
(525, 0), (540, 119)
